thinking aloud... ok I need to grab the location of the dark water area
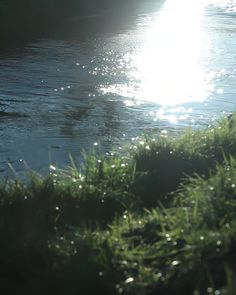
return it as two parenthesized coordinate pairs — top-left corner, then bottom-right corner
(1, 0), (236, 175)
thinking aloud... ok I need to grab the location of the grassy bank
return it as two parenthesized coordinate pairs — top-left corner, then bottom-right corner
(1, 113), (236, 294)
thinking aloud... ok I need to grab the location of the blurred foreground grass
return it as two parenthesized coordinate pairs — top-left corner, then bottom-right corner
(1, 114), (236, 294)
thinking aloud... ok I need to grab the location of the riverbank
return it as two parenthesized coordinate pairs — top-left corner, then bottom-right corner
(0, 113), (236, 294)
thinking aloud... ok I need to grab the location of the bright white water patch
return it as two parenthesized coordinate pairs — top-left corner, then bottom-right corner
(134, 0), (212, 105)
(100, 0), (214, 105)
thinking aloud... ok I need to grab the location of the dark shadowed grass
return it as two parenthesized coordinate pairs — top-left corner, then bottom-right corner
(132, 113), (236, 207)
(0, 114), (236, 293)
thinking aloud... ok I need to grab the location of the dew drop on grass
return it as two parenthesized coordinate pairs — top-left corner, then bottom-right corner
(98, 272), (103, 277)
(50, 165), (56, 171)
(232, 184), (235, 188)
(200, 236), (204, 241)
(215, 290), (221, 295)
(207, 287), (213, 293)
(171, 260), (180, 266)
(216, 240), (222, 246)
(55, 206), (59, 211)
(125, 277), (134, 284)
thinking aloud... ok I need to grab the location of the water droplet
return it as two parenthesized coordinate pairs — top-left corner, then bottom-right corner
(50, 165), (56, 171)
(125, 277), (134, 284)
(70, 241), (75, 245)
(55, 206), (59, 211)
(215, 290), (221, 295)
(207, 287), (213, 293)
(98, 272), (103, 277)
(171, 260), (180, 266)
(61, 87), (64, 91)
(216, 240), (222, 246)
(200, 236), (204, 240)
(93, 142), (98, 146)
(111, 165), (116, 168)
(232, 184), (235, 188)
(79, 185), (82, 189)
(145, 145), (150, 150)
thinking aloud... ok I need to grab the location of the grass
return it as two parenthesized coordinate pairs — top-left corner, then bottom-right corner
(0, 113), (236, 294)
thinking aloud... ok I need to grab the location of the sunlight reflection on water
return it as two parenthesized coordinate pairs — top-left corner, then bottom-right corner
(100, 0), (214, 108)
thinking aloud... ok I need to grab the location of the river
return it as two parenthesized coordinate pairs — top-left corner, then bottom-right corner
(0, 0), (236, 174)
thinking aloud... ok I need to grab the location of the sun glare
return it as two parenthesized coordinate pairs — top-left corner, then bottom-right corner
(133, 0), (212, 105)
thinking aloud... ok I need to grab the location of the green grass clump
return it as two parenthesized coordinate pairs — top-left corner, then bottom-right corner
(132, 113), (236, 206)
(0, 114), (236, 293)
(99, 156), (236, 294)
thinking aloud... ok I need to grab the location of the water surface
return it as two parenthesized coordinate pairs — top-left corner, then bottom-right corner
(0, 0), (236, 173)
